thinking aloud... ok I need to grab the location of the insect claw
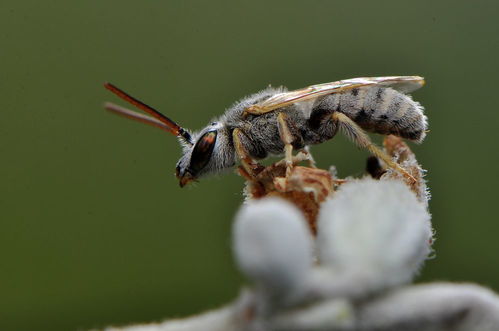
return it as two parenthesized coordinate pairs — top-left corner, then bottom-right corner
(406, 173), (417, 184)
(394, 164), (417, 184)
(237, 166), (254, 181)
(251, 163), (266, 175)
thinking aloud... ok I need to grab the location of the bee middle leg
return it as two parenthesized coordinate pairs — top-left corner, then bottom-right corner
(277, 112), (298, 176)
(332, 112), (416, 182)
(302, 146), (317, 168)
(277, 112), (313, 174)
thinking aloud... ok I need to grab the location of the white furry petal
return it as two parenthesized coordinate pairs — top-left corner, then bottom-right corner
(233, 197), (313, 300)
(317, 178), (433, 295)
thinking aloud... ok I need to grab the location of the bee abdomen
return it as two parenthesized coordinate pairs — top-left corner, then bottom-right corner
(322, 87), (427, 142)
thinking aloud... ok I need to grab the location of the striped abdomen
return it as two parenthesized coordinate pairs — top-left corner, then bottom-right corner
(319, 87), (427, 142)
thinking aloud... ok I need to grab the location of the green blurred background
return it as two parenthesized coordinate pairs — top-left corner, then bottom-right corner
(2, 1), (499, 330)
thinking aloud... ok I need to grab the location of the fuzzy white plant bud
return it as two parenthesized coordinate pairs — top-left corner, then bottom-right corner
(103, 304), (241, 331)
(270, 299), (355, 331)
(317, 178), (433, 296)
(233, 197), (314, 301)
(358, 282), (499, 331)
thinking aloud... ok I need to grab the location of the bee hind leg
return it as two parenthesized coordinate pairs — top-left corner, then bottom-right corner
(332, 112), (416, 183)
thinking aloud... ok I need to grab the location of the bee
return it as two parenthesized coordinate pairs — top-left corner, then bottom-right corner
(104, 76), (427, 187)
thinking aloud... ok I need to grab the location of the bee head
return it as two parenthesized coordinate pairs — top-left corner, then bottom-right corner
(102, 83), (236, 188)
(175, 122), (235, 187)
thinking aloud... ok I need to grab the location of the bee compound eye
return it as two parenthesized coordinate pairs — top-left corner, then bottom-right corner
(189, 130), (217, 173)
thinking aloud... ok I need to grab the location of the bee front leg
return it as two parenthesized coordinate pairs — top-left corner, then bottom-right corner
(233, 128), (263, 177)
(277, 112), (295, 177)
(332, 112), (416, 183)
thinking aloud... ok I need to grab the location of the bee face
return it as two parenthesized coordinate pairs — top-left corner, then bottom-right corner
(175, 122), (235, 187)
(176, 129), (218, 187)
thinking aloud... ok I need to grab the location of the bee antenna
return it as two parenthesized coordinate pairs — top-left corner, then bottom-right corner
(104, 82), (193, 145)
(177, 127), (193, 145)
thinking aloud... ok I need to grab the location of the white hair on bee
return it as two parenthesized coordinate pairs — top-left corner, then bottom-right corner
(316, 178), (433, 296)
(221, 85), (288, 123)
(232, 197), (313, 302)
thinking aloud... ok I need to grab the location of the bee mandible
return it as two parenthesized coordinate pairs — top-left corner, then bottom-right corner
(104, 76), (427, 187)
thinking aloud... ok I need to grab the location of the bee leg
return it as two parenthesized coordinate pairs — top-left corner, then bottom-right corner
(243, 105), (274, 116)
(236, 165), (254, 181)
(233, 128), (262, 177)
(332, 112), (416, 183)
(302, 146), (317, 168)
(277, 113), (295, 177)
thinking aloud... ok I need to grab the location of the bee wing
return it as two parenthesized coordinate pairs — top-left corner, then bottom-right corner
(245, 76), (425, 114)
